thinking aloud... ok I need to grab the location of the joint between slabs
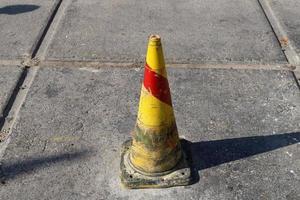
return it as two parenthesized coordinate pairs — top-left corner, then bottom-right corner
(257, 0), (300, 66)
(29, 0), (63, 59)
(0, 66), (39, 159)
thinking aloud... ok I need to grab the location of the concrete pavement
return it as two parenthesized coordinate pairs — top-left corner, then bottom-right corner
(46, 0), (286, 64)
(0, 67), (299, 199)
(0, 0), (60, 60)
(0, 1), (299, 199)
(269, 0), (300, 55)
(0, 66), (22, 123)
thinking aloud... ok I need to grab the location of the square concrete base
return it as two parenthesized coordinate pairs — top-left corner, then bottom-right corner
(120, 139), (194, 189)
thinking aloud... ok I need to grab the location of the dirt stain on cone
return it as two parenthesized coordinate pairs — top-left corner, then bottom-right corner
(120, 35), (193, 189)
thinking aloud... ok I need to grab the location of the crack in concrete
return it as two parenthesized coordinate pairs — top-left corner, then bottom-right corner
(41, 60), (295, 71)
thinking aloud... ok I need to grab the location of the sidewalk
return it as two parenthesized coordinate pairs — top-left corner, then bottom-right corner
(0, 1), (299, 199)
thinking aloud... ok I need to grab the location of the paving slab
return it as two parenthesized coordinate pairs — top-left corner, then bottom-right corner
(269, 0), (300, 55)
(0, 66), (299, 199)
(46, 0), (286, 64)
(0, 0), (59, 59)
(0, 66), (22, 120)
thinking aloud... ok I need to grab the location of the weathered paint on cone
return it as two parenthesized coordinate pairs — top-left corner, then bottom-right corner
(120, 35), (193, 189)
(130, 35), (182, 174)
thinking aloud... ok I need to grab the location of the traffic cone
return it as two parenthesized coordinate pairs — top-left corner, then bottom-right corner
(120, 35), (193, 189)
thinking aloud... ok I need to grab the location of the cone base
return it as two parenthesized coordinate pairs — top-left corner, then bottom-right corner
(120, 139), (194, 189)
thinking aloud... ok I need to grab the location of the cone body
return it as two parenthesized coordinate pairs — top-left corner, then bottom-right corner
(130, 35), (182, 173)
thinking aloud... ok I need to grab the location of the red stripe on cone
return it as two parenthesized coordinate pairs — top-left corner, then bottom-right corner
(143, 63), (172, 106)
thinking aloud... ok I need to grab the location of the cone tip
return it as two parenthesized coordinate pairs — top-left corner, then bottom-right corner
(148, 34), (161, 46)
(149, 34), (161, 42)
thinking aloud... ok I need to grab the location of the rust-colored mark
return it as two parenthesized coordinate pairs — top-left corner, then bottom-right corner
(280, 37), (289, 47)
(0, 130), (8, 142)
(0, 134), (6, 142)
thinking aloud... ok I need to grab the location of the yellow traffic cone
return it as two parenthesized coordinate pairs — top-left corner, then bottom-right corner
(120, 35), (193, 189)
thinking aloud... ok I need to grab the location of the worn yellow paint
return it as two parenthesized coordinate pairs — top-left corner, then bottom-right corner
(138, 35), (173, 127)
(130, 124), (181, 173)
(137, 85), (174, 127)
(129, 35), (182, 174)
